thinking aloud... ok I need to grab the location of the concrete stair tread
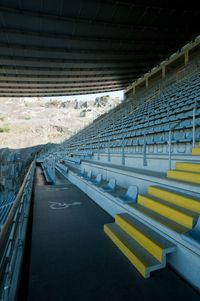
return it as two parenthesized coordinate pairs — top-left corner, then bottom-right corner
(175, 169), (200, 174)
(140, 194), (199, 218)
(192, 147), (200, 155)
(148, 185), (200, 214)
(165, 174), (200, 188)
(104, 223), (162, 278)
(148, 185), (200, 202)
(130, 203), (189, 234)
(167, 170), (200, 185)
(168, 170), (200, 176)
(177, 162), (200, 165)
(116, 213), (175, 252)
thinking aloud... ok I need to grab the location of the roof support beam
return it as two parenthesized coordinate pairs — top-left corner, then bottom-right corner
(0, 28), (178, 47)
(0, 42), (176, 57)
(0, 5), (191, 33)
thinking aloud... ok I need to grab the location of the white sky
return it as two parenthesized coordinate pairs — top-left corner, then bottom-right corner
(44, 90), (124, 102)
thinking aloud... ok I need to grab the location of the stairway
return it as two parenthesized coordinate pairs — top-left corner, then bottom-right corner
(192, 142), (200, 156)
(167, 143), (200, 184)
(104, 145), (200, 279)
(130, 185), (200, 232)
(129, 145), (200, 233)
(104, 213), (176, 278)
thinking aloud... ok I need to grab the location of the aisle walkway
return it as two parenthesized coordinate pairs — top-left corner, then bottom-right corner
(20, 168), (199, 301)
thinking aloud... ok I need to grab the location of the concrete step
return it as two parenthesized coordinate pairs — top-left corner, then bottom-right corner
(130, 203), (189, 233)
(192, 147), (200, 156)
(137, 194), (198, 229)
(104, 223), (163, 278)
(115, 213), (175, 262)
(176, 162), (200, 173)
(148, 186), (200, 214)
(167, 170), (200, 185)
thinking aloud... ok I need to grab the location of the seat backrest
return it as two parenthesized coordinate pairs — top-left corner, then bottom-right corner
(125, 185), (138, 201)
(96, 173), (102, 184)
(81, 168), (85, 175)
(108, 178), (116, 190)
(87, 170), (92, 179)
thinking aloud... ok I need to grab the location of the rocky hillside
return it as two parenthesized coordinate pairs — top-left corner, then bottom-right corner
(0, 95), (121, 149)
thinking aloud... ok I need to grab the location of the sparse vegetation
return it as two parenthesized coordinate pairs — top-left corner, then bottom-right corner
(0, 95), (121, 148)
(0, 123), (11, 133)
(24, 115), (31, 120)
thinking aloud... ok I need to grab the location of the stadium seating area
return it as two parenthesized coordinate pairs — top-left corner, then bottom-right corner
(0, 192), (15, 228)
(66, 140), (200, 279)
(63, 66), (200, 159)
(53, 58), (200, 285)
(1, 3), (200, 299)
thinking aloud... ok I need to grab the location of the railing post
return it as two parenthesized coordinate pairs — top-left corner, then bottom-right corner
(0, 160), (35, 301)
(98, 146), (100, 160)
(168, 130), (172, 170)
(143, 132), (147, 166)
(122, 144), (125, 165)
(108, 145), (110, 162)
(192, 107), (196, 148)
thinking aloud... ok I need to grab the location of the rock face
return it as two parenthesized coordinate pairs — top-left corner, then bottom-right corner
(0, 145), (42, 194)
(0, 96), (121, 149)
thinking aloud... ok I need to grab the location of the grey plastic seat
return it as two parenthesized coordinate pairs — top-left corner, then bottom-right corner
(84, 170), (92, 180)
(154, 134), (164, 144)
(181, 120), (191, 128)
(102, 178), (116, 192)
(185, 131), (193, 141)
(79, 168), (86, 177)
(146, 135), (154, 144)
(172, 131), (186, 142)
(91, 173), (102, 186)
(182, 218), (200, 249)
(118, 185), (138, 203)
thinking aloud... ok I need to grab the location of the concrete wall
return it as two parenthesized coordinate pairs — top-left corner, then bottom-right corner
(93, 149), (196, 173)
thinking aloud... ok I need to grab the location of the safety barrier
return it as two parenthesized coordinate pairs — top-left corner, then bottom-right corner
(0, 160), (36, 301)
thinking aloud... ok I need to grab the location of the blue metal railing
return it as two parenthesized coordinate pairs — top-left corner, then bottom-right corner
(0, 160), (36, 301)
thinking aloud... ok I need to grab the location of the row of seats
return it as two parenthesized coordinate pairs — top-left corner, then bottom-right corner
(78, 168), (138, 203)
(41, 163), (54, 185)
(64, 157), (81, 164)
(62, 67), (200, 154)
(0, 192), (15, 227)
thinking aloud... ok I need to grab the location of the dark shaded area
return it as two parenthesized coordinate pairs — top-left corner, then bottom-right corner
(18, 168), (199, 301)
(17, 192), (34, 301)
(0, 145), (43, 196)
(0, 0), (199, 96)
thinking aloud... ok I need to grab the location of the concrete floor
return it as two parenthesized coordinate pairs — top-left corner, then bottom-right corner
(18, 168), (200, 301)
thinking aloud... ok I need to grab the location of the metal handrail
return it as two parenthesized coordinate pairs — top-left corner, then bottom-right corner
(0, 159), (36, 301)
(168, 119), (184, 170)
(140, 102), (199, 168)
(142, 118), (187, 167)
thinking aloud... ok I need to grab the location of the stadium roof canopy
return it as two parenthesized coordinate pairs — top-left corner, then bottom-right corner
(0, 0), (199, 97)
